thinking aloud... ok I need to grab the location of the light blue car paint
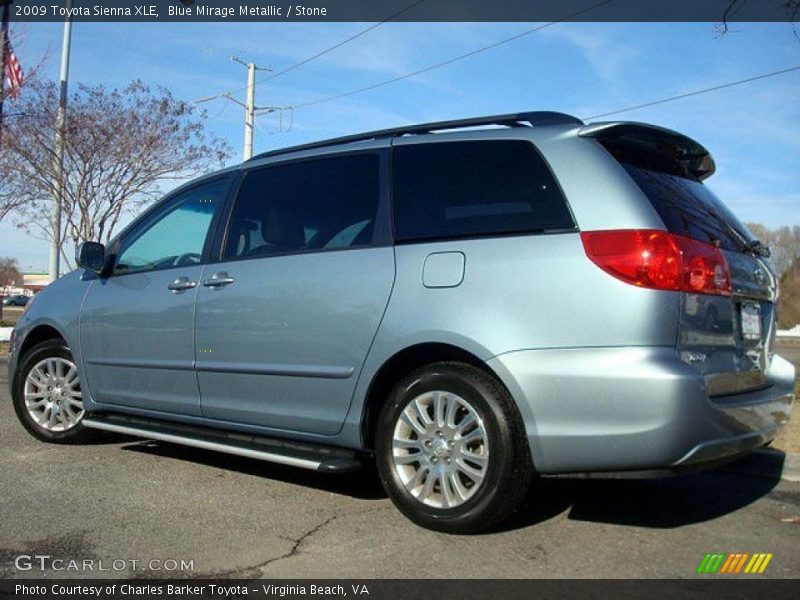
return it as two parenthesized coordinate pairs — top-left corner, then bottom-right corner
(9, 116), (794, 475)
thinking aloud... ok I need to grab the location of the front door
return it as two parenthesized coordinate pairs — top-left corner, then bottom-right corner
(80, 178), (229, 416)
(194, 152), (394, 435)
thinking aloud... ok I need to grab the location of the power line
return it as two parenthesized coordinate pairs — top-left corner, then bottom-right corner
(291, 0), (613, 110)
(196, 0), (800, 136)
(290, 58), (798, 130)
(263, 0), (427, 83)
(205, 95), (232, 119)
(194, 0), (427, 105)
(583, 65), (800, 119)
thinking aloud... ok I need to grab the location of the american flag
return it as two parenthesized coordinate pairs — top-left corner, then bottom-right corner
(4, 39), (23, 100)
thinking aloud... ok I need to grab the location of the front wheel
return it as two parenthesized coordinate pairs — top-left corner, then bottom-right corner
(375, 362), (532, 534)
(12, 340), (93, 444)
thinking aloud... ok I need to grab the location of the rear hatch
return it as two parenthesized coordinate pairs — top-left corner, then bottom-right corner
(585, 122), (777, 396)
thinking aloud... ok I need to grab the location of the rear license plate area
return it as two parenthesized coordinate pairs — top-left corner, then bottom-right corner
(740, 302), (762, 340)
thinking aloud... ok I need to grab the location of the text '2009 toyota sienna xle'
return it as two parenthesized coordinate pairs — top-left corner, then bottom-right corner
(9, 112), (795, 533)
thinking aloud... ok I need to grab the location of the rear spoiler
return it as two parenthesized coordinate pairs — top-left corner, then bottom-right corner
(579, 121), (715, 180)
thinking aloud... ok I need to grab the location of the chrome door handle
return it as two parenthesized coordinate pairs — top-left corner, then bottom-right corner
(168, 276), (197, 292)
(202, 272), (235, 288)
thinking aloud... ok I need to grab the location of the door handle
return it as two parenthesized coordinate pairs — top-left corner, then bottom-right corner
(202, 272), (235, 288)
(168, 276), (197, 292)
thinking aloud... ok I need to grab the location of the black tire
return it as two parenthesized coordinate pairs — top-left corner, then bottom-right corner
(375, 362), (532, 534)
(12, 339), (94, 444)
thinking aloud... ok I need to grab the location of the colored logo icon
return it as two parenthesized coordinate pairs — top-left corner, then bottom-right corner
(697, 553), (773, 574)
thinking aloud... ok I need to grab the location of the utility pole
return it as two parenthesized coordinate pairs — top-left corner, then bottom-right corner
(0, 1), (10, 317)
(242, 60), (255, 160)
(49, 0), (73, 281)
(230, 57), (271, 161)
(195, 59), (292, 160)
(0, 0), (12, 151)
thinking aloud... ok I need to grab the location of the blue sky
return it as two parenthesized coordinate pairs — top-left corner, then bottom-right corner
(1, 21), (799, 272)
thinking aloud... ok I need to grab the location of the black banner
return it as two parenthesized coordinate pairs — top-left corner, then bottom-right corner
(4, 0), (800, 23)
(2, 580), (800, 600)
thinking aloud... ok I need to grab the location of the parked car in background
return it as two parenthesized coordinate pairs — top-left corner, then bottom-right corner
(8, 111), (795, 533)
(2, 295), (30, 307)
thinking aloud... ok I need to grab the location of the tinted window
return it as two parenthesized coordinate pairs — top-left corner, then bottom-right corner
(115, 179), (227, 274)
(224, 154), (380, 259)
(393, 140), (574, 242)
(622, 164), (753, 253)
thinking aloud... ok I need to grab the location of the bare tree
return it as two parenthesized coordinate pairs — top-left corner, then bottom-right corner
(0, 256), (22, 288)
(0, 80), (231, 269)
(777, 259), (800, 328)
(717, 0), (800, 38)
(0, 36), (47, 222)
(746, 223), (800, 276)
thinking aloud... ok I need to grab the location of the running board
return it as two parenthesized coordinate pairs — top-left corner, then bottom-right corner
(82, 414), (362, 473)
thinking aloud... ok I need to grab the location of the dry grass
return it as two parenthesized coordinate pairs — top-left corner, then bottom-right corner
(771, 339), (799, 454)
(778, 264), (800, 329)
(772, 381), (800, 454)
(0, 342), (8, 360)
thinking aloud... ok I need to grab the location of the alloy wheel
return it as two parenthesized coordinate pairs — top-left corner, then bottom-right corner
(391, 390), (489, 509)
(24, 357), (84, 432)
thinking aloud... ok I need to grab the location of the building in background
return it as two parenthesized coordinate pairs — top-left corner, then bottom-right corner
(1, 272), (51, 297)
(22, 272), (51, 293)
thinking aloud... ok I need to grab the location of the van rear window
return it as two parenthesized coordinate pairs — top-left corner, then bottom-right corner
(621, 163), (754, 253)
(392, 140), (574, 242)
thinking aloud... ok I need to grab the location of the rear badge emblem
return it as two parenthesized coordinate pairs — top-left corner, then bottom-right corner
(681, 351), (707, 365)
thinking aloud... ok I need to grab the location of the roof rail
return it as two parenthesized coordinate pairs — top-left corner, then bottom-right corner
(249, 111), (583, 161)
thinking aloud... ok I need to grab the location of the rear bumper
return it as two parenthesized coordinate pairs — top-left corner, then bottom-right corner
(487, 347), (795, 474)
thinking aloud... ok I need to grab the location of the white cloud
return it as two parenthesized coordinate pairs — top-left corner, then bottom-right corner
(539, 24), (640, 80)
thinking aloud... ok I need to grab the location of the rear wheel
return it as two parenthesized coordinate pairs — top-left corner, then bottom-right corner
(12, 340), (93, 444)
(375, 362), (532, 534)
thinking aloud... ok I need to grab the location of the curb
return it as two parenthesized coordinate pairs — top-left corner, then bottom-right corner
(723, 448), (800, 483)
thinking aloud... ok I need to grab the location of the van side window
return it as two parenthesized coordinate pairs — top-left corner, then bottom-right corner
(224, 153), (380, 259)
(393, 140), (574, 242)
(114, 179), (227, 274)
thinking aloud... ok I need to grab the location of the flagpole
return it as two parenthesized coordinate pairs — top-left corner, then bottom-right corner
(0, 0), (12, 150)
(0, 0), (9, 320)
(49, 0), (72, 281)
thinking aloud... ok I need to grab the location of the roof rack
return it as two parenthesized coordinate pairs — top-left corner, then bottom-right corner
(249, 111), (583, 161)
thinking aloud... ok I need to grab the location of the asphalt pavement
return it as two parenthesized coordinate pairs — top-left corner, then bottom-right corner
(1, 366), (798, 579)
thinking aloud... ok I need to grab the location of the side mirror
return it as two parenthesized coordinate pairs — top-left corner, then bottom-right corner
(76, 242), (107, 273)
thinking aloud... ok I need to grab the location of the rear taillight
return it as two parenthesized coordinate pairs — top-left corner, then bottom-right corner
(580, 229), (730, 296)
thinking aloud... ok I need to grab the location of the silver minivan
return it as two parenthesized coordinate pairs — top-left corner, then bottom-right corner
(8, 112), (795, 533)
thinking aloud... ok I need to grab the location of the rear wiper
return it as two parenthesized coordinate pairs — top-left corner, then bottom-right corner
(715, 217), (770, 258)
(744, 239), (771, 258)
(705, 212), (764, 258)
